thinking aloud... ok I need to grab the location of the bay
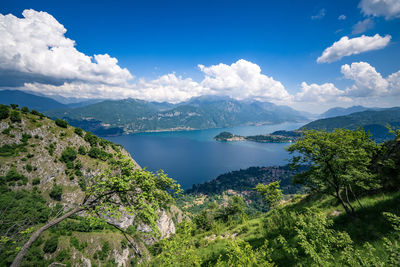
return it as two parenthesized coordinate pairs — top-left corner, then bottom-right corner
(105, 122), (304, 189)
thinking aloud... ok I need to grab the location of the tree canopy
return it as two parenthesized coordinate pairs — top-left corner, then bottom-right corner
(287, 129), (379, 216)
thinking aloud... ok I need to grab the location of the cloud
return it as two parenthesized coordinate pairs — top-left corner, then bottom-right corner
(0, 9), (133, 87)
(359, 0), (400, 19)
(341, 62), (389, 96)
(23, 73), (207, 104)
(317, 34), (391, 63)
(338, 14), (347, 20)
(386, 71), (400, 95)
(352, 18), (375, 34)
(295, 82), (350, 103)
(199, 59), (292, 103)
(311, 8), (326, 20)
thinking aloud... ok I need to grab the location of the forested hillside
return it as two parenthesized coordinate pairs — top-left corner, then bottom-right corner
(303, 107), (400, 141)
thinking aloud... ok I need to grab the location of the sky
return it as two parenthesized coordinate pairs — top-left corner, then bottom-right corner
(1, 0), (400, 113)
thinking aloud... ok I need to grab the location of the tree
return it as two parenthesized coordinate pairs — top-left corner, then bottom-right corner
(287, 129), (379, 216)
(55, 119), (68, 128)
(0, 104), (10, 120)
(10, 110), (21, 123)
(10, 155), (181, 266)
(255, 181), (282, 208)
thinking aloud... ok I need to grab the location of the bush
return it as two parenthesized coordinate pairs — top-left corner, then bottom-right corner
(43, 235), (59, 254)
(0, 104), (10, 120)
(21, 106), (29, 114)
(32, 177), (41, 185)
(49, 183), (63, 201)
(10, 110), (21, 123)
(78, 146), (86, 155)
(26, 164), (33, 172)
(55, 119), (68, 128)
(84, 132), (98, 146)
(60, 147), (77, 163)
(88, 147), (111, 161)
(74, 127), (83, 137)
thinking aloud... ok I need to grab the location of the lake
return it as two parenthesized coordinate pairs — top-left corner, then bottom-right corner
(105, 122), (304, 189)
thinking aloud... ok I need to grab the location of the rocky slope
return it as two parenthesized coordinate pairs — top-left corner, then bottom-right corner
(0, 105), (180, 266)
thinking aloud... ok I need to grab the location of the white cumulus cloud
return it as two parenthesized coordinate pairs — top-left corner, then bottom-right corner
(199, 59), (292, 103)
(359, 0), (400, 19)
(295, 82), (349, 103)
(0, 9), (133, 86)
(317, 34), (391, 63)
(338, 14), (347, 20)
(341, 62), (389, 96)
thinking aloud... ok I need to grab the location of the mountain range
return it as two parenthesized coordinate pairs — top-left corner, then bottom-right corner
(0, 90), (308, 135)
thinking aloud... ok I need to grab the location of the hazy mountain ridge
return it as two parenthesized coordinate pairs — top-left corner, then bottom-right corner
(320, 105), (377, 118)
(45, 95), (309, 135)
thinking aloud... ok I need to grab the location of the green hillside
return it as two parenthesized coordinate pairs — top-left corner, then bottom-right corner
(0, 104), (181, 266)
(302, 107), (400, 141)
(144, 128), (400, 266)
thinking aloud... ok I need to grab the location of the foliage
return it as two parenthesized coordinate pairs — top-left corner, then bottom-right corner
(88, 147), (111, 161)
(216, 239), (273, 266)
(78, 145), (87, 155)
(74, 127), (83, 136)
(10, 110), (22, 123)
(21, 107), (29, 114)
(151, 221), (201, 266)
(0, 189), (51, 266)
(0, 104), (10, 120)
(287, 129), (379, 215)
(43, 235), (58, 253)
(55, 118), (68, 128)
(255, 181), (283, 208)
(60, 147), (77, 163)
(49, 183), (63, 201)
(84, 132), (98, 146)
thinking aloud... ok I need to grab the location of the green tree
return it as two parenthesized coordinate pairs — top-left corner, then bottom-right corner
(0, 104), (10, 120)
(255, 181), (282, 208)
(10, 155), (181, 266)
(55, 119), (68, 128)
(60, 147), (77, 163)
(287, 129), (379, 216)
(10, 110), (21, 123)
(20, 107), (29, 114)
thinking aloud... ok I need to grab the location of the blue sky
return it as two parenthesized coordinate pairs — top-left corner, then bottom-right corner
(1, 0), (400, 112)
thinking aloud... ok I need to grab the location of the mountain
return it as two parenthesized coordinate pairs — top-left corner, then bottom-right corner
(320, 105), (374, 118)
(302, 107), (400, 141)
(0, 90), (67, 111)
(46, 95), (308, 135)
(0, 105), (179, 266)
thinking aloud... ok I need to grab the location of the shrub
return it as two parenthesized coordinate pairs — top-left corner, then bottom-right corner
(0, 104), (10, 120)
(43, 235), (59, 254)
(74, 127), (83, 137)
(55, 119), (68, 128)
(78, 146), (86, 155)
(84, 132), (98, 146)
(49, 183), (63, 201)
(26, 164), (33, 172)
(10, 110), (21, 123)
(10, 104), (18, 109)
(88, 147), (111, 161)
(21, 106), (29, 114)
(60, 147), (77, 163)
(32, 177), (41, 185)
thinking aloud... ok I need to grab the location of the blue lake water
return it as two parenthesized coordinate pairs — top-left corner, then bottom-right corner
(105, 122), (304, 189)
